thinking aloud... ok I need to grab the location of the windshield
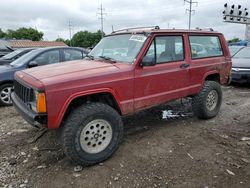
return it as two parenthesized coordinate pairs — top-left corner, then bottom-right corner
(233, 47), (250, 59)
(89, 34), (147, 63)
(229, 46), (244, 57)
(1, 49), (24, 60)
(10, 49), (40, 66)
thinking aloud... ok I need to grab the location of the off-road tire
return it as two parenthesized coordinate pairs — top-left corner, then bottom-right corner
(0, 83), (13, 106)
(192, 81), (222, 119)
(62, 102), (123, 166)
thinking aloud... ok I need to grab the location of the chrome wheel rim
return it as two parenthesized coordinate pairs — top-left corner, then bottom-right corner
(206, 90), (218, 111)
(80, 119), (113, 154)
(0, 86), (13, 104)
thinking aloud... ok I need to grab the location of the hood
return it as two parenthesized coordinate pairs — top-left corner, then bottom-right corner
(0, 64), (22, 82)
(0, 64), (17, 73)
(23, 60), (121, 81)
(232, 58), (250, 68)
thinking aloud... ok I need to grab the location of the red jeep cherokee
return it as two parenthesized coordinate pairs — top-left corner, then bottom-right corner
(11, 26), (231, 166)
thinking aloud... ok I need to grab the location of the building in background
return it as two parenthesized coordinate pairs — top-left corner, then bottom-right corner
(0, 39), (67, 57)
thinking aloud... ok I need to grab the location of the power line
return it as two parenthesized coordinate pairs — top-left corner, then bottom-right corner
(97, 4), (106, 38)
(184, 0), (198, 29)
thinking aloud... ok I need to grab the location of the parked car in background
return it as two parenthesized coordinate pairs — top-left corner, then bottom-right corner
(228, 46), (245, 57)
(0, 47), (87, 106)
(231, 47), (250, 83)
(0, 48), (34, 65)
(0, 49), (13, 58)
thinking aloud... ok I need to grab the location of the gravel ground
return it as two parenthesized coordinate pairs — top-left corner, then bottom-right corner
(0, 84), (250, 188)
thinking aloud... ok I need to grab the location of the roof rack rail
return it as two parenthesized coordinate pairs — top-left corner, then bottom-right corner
(195, 27), (214, 31)
(112, 26), (160, 34)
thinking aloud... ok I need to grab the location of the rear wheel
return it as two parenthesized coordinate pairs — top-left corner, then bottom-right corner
(62, 102), (123, 166)
(192, 81), (222, 119)
(0, 84), (13, 106)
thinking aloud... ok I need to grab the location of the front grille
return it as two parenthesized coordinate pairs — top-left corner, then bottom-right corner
(14, 80), (34, 104)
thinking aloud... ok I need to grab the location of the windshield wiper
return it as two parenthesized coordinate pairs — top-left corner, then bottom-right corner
(98, 56), (116, 63)
(85, 54), (94, 60)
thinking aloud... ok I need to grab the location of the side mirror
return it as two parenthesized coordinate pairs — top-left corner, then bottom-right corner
(28, 61), (38, 68)
(140, 56), (156, 67)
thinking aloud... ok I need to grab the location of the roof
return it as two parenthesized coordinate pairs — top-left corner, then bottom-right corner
(110, 26), (221, 36)
(10, 40), (68, 48)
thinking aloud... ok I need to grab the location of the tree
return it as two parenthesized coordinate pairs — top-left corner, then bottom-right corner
(55, 37), (70, 46)
(71, 30), (103, 48)
(6, 27), (43, 41)
(0, 29), (6, 38)
(228, 38), (240, 43)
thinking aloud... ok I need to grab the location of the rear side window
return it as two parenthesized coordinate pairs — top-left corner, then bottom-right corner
(145, 36), (184, 64)
(189, 36), (223, 59)
(64, 49), (83, 61)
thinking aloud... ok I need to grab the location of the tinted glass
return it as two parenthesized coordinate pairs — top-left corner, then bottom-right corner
(144, 36), (184, 64)
(33, 50), (60, 65)
(189, 36), (223, 59)
(64, 49), (83, 61)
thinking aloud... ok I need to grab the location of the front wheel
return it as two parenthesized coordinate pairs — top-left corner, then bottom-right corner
(192, 81), (222, 119)
(0, 83), (13, 106)
(62, 102), (123, 166)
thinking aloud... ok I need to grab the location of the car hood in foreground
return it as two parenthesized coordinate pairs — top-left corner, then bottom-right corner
(232, 58), (250, 68)
(19, 60), (132, 87)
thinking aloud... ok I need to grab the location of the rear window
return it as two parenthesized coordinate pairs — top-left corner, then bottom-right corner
(189, 36), (223, 59)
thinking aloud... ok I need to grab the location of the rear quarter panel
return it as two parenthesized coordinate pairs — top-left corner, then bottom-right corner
(187, 34), (232, 95)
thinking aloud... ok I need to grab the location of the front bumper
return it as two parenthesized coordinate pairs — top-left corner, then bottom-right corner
(11, 92), (47, 128)
(231, 71), (250, 83)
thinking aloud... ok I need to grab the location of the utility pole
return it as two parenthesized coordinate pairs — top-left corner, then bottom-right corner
(68, 20), (72, 46)
(184, 0), (198, 29)
(97, 4), (106, 38)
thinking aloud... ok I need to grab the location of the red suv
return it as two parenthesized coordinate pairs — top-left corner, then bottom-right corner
(11, 26), (231, 166)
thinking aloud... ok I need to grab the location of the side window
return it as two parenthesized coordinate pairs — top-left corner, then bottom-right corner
(33, 50), (60, 65)
(64, 49), (83, 61)
(189, 36), (223, 59)
(144, 36), (184, 64)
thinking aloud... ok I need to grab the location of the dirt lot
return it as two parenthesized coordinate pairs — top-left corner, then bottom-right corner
(0, 84), (250, 188)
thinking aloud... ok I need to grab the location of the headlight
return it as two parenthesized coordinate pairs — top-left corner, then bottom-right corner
(30, 90), (47, 113)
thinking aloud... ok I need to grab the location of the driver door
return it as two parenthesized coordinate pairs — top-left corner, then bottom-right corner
(134, 35), (190, 110)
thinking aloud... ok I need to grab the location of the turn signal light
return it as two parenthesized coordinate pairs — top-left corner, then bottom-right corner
(37, 93), (47, 113)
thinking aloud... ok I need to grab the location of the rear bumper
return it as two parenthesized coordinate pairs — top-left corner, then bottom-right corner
(231, 71), (250, 83)
(11, 92), (47, 128)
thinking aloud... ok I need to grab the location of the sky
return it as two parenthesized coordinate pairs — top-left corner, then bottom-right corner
(0, 0), (249, 41)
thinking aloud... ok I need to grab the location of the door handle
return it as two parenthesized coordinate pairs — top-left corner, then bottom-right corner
(180, 63), (190, 68)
